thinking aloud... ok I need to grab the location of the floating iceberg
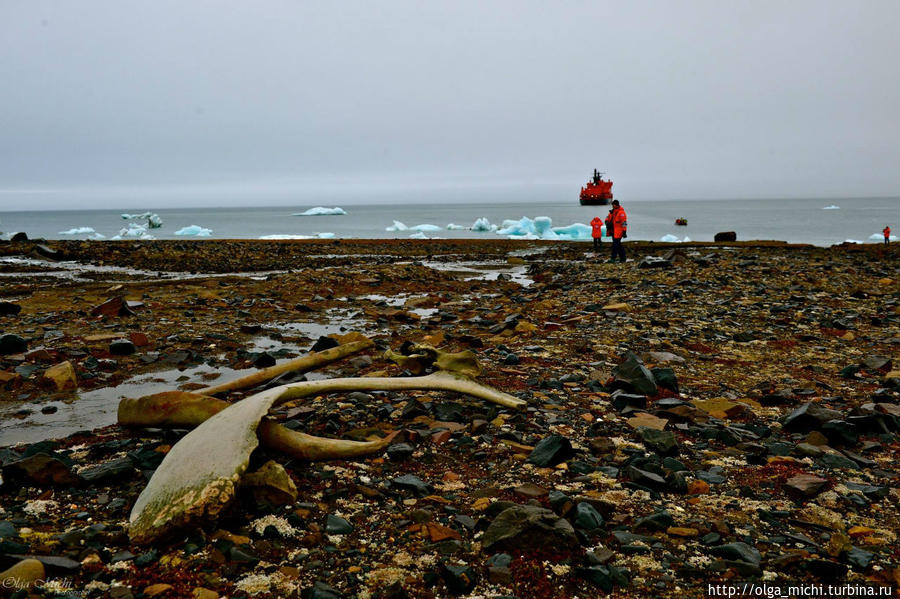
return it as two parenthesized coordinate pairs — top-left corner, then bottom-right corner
(471, 217), (495, 232)
(552, 223), (591, 241)
(409, 231), (430, 239)
(446, 223), (465, 230)
(869, 233), (897, 242)
(660, 234), (682, 243)
(293, 207), (347, 216)
(112, 223), (154, 240)
(59, 227), (97, 235)
(822, 205), (840, 210)
(259, 234), (314, 240)
(121, 212), (163, 228)
(259, 232), (334, 240)
(386, 221), (440, 232)
(175, 225), (213, 236)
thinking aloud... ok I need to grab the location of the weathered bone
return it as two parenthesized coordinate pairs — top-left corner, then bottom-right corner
(119, 391), (399, 461)
(258, 419), (400, 461)
(128, 372), (525, 544)
(118, 391), (228, 427)
(200, 338), (374, 395)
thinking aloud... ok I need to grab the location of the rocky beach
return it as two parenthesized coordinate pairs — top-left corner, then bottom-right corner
(0, 237), (898, 599)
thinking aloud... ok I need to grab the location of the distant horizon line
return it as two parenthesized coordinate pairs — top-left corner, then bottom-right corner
(1, 194), (898, 214)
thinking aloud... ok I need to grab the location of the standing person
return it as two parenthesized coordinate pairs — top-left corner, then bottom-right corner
(605, 200), (628, 263)
(884, 225), (891, 245)
(590, 215), (604, 252)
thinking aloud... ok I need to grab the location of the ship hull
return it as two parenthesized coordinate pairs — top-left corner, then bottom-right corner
(579, 197), (610, 206)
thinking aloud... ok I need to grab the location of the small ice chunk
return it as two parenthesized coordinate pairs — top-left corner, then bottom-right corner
(386, 221), (408, 232)
(552, 223), (592, 241)
(59, 227), (96, 235)
(293, 207), (347, 216)
(446, 223), (465, 230)
(822, 205), (840, 210)
(147, 214), (163, 228)
(660, 234), (682, 242)
(174, 225), (213, 236)
(683, 236), (691, 242)
(316, 232), (335, 238)
(409, 231), (429, 239)
(471, 217), (494, 232)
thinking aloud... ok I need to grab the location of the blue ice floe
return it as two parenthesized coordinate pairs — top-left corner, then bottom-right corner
(293, 207), (347, 216)
(59, 227), (97, 235)
(174, 225), (213, 236)
(121, 212), (163, 228)
(495, 216), (592, 241)
(822, 205), (840, 210)
(471, 217), (496, 232)
(111, 223), (155, 240)
(869, 233), (897, 242)
(446, 224), (466, 230)
(386, 221), (441, 232)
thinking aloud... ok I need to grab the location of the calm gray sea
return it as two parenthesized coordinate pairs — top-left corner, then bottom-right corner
(1, 197), (897, 247)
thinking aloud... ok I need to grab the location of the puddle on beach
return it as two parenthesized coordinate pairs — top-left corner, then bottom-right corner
(421, 260), (533, 286)
(0, 257), (282, 284)
(0, 356), (339, 447)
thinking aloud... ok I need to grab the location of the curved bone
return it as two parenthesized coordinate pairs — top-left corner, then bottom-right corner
(118, 391), (228, 427)
(129, 372), (524, 544)
(258, 420), (400, 461)
(200, 338), (374, 396)
(119, 392), (400, 461)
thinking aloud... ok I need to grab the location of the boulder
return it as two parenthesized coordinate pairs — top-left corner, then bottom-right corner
(0, 558), (45, 589)
(241, 460), (298, 506)
(482, 504), (578, 551)
(42, 360), (78, 392)
(0, 334), (28, 355)
(526, 434), (575, 467)
(714, 231), (737, 242)
(0, 302), (21, 316)
(611, 351), (658, 395)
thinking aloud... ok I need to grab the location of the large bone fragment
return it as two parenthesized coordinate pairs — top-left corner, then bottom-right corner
(119, 392), (400, 461)
(128, 372), (524, 544)
(258, 420), (399, 461)
(200, 338), (374, 396)
(117, 391), (228, 427)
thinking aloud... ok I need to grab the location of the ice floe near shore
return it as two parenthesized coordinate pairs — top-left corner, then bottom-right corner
(293, 207), (347, 216)
(494, 216), (593, 241)
(59, 227), (97, 235)
(822, 205), (840, 210)
(386, 221), (441, 232)
(121, 212), (163, 228)
(259, 232), (335, 240)
(175, 225), (213, 236)
(660, 234), (691, 243)
(111, 223), (154, 240)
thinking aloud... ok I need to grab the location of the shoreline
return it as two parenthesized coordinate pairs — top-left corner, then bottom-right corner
(0, 239), (898, 598)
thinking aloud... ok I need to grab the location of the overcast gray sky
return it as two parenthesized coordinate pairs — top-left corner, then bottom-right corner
(1, 0), (899, 209)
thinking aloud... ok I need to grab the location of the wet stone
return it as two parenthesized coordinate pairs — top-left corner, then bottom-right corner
(482, 504), (578, 552)
(637, 427), (679, 456)
(301, 581), (342, 599)
(109, 339), (137, 356)
(709, 542), (761, 566)
(325, 515), (353, 535)
(573, 502), (604, 531)
(440, 563), (478, 596)
(390, 474), (432, 496)
(386, 443), (415, 462)
(0, 334), (28, 355)
(526, 434), (575, 467)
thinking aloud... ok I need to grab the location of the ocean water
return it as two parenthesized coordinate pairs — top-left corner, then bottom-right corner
(1, 197), (897, 247)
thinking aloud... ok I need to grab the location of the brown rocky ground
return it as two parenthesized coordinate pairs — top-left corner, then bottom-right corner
(0, 238), (898, 599)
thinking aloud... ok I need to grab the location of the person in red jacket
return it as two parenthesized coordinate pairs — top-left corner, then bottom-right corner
(605, 200), (628, 262)
(590, 215), (604, 252)
(884, 225), (891, 245)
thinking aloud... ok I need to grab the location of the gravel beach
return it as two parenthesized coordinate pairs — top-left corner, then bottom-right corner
(1, 238), (898, 599)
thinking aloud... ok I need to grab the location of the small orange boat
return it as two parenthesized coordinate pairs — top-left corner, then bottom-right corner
(579, 169), (613, 206)
(675, 218), (688, 226)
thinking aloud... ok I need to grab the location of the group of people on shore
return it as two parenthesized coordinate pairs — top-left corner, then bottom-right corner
(590, 202), (892, 258)
(590, 199), (627, 262)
